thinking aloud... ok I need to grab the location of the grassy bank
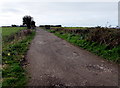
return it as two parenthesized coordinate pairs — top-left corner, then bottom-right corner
(2, 27), (35, 87)
(46, 27), (120, 63)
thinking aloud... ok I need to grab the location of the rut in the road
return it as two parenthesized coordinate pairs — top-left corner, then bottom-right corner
(26, 28), (118, 86)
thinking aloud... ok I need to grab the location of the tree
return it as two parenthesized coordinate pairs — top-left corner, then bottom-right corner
(31, 21), (36, 29)
(23, 15), (33, 29)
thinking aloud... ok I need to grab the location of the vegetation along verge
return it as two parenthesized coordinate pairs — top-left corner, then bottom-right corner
(2, 27), (36, 87)
(45, 27), (120, 63)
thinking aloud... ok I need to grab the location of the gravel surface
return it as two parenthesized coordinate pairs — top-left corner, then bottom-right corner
(26, 28), (118, 86)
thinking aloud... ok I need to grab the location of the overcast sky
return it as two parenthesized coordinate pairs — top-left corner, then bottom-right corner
(0, 0), (119, 27)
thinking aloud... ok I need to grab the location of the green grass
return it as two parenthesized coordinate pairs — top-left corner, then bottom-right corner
(48, 29), (120, 63)
(63, 27), (88, 29)
(1, 27), (26, 37)
(2, 27), (35, 87)
(1, 27), (26, 44)
(50, 27), (87, 30)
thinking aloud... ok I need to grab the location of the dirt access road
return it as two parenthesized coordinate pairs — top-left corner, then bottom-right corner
(26, 28), (118, 87)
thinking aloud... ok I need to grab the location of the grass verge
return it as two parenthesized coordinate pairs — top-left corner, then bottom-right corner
(2, 30), (35, 87)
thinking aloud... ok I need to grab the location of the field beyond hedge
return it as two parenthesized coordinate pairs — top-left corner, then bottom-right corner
(2, 27), (26, 37)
